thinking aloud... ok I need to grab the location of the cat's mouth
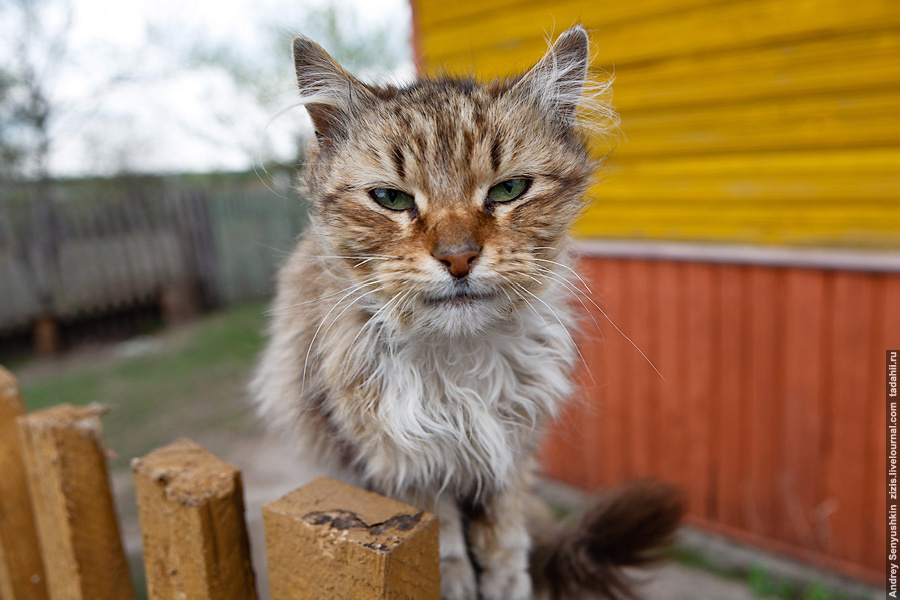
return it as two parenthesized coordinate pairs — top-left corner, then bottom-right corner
(423, 291), (495, 307)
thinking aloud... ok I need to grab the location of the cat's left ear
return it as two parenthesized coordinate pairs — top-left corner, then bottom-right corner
(514, 25), (590, 124)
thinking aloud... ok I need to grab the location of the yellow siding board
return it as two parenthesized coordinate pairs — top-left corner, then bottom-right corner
(575, 208), (900, 230)
(418, 0), (726, 29)
(573, 207), (900, 247)
(418, 0), (537, 28)
(599, 152), (899, 191)
(615, 32), (900, 110)
(421, 0), (900, 69)
(594, 176), (900, 204)
(613, 90), (900, 156)
(604, 148), (900, 175)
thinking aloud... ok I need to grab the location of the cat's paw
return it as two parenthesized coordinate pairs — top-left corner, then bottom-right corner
(479, 567), (532, 600)
(441, 556), (477, 600)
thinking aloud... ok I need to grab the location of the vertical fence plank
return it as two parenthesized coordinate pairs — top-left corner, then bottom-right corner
(602, 258), (632, 486)
(263, 477), (440, 600)
(583, 257), (617, 489)
(864, 274), (890, 570)
(780, 268), (827, 549)
(716, 265), (747, 529)
(132, 439), (257, 600)
(747, 266), (781, 538)
(685, 263), (715, 519)
(656, 260), (688, 490)
(612, 258), (638, 482)
(16, 404), (134, 600)
(0, 367), (48, 600)
(626, 259), (658, 479)
(869, 275), (900, 569)
(826, 272), (873, 562)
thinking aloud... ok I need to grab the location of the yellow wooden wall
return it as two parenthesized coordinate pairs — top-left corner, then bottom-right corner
(411, 0), (900, 248)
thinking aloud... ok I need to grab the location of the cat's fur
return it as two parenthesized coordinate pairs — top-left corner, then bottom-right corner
(252, 25), (682, 600)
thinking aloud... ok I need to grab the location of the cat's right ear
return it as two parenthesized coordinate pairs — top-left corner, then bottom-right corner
(292, 36), (372, 146)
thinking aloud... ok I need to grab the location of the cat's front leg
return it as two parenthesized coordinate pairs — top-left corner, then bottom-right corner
(466, 488), (532, 600)
(431, 494), (478, 600)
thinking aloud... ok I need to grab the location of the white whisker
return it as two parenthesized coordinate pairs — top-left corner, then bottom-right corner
(318, 286), (384, 347)
(300, 279), (382, 394)
(513, 282), (593, 384)
(532, 257), (593, 294)
(267, 276), (380, 313)
(300, 254), (398, 260)
(348, 288), (410, 353)
(533, 267), (603, 340)
(536, 269), (665, 382)
(507, 282), (547, 327)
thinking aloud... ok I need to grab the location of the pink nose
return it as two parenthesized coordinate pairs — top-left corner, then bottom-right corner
(434, 248), (480, 278)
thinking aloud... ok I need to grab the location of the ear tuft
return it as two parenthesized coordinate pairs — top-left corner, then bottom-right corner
(516, 25), (592, 125)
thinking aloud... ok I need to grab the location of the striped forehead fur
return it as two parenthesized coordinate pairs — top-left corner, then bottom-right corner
(292, 25), (617, 167)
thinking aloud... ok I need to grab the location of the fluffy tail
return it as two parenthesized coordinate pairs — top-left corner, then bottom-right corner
(530, 480), (685, 600)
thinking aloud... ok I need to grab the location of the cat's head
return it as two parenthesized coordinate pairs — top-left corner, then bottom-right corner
(292, 26), (613, 336)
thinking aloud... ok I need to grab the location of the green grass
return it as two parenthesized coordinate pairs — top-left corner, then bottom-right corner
(19, 301), (269, 472)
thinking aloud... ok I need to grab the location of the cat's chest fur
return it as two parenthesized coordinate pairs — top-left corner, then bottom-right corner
(343, 304), (576, 498)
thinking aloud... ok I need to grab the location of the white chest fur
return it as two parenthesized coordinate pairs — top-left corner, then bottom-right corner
(356, 306), (576, 498)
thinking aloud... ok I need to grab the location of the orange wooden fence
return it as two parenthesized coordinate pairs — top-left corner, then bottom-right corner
(541, 246), (899, 584)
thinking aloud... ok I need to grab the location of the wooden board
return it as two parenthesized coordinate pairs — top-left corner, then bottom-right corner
(824, 273), (874, 562)
(263, 477), (440, 600)
(132, 439), (258, 600)
(684, 263), (715, 519)
(780, 269), (828, 549)
(16, 404), (133, 600)
(0, 367), (48, 600)
(624, 259), (658, 479)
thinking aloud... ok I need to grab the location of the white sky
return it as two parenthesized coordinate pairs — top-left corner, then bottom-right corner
(2, 0), (412, 177)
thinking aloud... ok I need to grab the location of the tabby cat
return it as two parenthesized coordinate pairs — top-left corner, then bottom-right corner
(252, 25), (682, 600)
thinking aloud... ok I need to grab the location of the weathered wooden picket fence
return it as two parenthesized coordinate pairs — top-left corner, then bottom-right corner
(0, 189), (307, 354)
(0, 365), (440, 600)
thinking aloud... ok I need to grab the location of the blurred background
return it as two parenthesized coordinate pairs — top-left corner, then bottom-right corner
(2, 0), (897, 598)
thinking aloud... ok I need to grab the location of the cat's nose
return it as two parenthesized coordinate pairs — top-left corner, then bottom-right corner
(434, 246), (481, 278)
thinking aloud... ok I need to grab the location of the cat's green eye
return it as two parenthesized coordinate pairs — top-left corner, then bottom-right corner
(487, 179), (530, 204)
(370, 188), (415, 211)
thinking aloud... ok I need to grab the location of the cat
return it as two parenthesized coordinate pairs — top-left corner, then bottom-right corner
(252, 25), (683, 600)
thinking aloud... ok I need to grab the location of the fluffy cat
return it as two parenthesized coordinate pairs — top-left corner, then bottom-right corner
(252, 25), (682, 600)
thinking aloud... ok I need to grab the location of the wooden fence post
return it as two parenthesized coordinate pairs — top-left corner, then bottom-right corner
(131, 439), (257, 600)
(263, 477), (440, 599)
(16, 404), (134, 600)
(33, 316), (60, 356)
(0, 367), (48, 600)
